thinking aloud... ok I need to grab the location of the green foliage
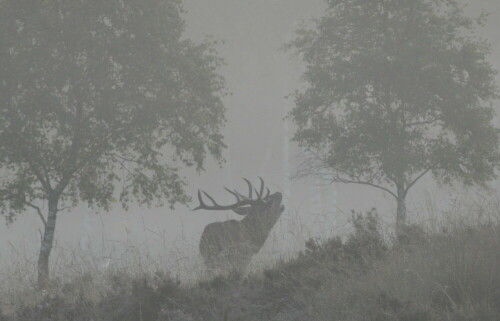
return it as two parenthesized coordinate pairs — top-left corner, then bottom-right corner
(287, 0), (499, 206)
(0, 0), (227, 217)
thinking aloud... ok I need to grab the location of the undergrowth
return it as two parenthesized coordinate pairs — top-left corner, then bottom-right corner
(1, 209), (500, 321)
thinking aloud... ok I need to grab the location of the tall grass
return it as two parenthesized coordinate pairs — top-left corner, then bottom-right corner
(1, 195), (500, 320)
(302, 207), (500, 321)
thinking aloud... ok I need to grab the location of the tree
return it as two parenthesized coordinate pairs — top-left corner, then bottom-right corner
(287, 0), (499, 233)
(0, 0), (227, 286)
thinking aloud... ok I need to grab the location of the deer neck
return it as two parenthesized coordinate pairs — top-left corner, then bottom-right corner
(239, 200), (282, 242)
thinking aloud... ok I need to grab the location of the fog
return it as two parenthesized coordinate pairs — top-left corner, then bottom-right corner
(1, 0), (500, 281)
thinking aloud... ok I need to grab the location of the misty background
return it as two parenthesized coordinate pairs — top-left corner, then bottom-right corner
(1, 0), (499, 278)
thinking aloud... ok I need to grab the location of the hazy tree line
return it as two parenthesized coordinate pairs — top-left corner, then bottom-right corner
(0, 0), (498, 286)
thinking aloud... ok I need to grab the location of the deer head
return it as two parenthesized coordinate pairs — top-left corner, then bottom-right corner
(194, 177), (284, 272)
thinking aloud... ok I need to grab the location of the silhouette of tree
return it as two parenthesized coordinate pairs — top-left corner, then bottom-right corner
(0, 0), (227, 286)
(288, 0), (499, 233)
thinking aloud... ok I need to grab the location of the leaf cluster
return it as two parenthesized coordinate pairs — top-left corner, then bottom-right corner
(0, 0), (227, 219)
(288, 0), (499, 194)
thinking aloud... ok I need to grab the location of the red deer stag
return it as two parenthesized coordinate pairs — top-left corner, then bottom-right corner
(194, 178), (284, 271)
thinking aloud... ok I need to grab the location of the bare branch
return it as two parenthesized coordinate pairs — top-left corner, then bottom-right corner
(23, 200), (47, 227)
(107, 152), (142, 164)
(57, 205), (73, 212)
(293, 149), (398, 198)
(108, 153), (134, 175)
(405, 168), (431, 195)
(406, 118), (439, 127)
(332, 176), (397, 198)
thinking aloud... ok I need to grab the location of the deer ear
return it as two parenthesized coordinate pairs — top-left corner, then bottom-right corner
(232, 207), (251, 216)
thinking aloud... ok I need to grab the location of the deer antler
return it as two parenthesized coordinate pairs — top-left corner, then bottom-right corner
(193, 178), (267, 212)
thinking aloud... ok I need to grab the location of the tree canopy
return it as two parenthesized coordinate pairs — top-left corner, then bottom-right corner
(0, 0), (227, 285)
(288, 0), (499, 228)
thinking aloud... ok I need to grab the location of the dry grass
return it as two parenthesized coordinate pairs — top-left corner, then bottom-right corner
(1, 197), (500, 320)
(303, 210), (500, 321)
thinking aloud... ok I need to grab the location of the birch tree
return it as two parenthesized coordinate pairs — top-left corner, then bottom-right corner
(287, 0), (499, 233)
(0, 0), (227, 286)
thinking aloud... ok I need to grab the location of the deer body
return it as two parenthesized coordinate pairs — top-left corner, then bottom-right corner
(195, 179), (284, 271)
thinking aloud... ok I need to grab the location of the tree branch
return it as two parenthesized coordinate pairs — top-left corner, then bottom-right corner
(0, 184), (47, 227)
(405, 168), (431, 195)
(54, 131), (115, 196)
(57, 205), (73, 212)
(107, 153), (135, 175)
(24, 200), (47, 227)
(108, 152), (141, 165)
(406, 118), (439, 127)
(294, 150), (398, 198)
(55, 103), (85, 196)
(332, 176), (397, 198)
(18, 146), (52, 193)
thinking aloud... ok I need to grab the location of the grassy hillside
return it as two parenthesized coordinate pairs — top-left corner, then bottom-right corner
(1, 210), (500, 321)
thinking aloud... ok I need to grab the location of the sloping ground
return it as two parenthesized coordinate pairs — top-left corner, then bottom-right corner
(2, 212), (500, 321)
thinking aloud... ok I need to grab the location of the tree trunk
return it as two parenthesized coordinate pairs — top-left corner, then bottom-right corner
(37, 196), (58, 288)
(396, 184), (407, 237)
